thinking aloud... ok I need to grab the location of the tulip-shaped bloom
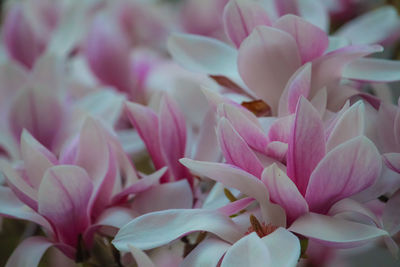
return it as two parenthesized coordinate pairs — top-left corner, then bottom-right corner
(0, 117), (193, 266)
(180, 97), (388, 249)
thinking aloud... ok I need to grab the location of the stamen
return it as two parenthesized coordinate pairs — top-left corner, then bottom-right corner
(224, 188), (238, 202)
(246, 214), (278, 238)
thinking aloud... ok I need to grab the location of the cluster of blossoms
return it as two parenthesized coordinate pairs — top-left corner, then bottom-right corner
(1, 0), (400, 266)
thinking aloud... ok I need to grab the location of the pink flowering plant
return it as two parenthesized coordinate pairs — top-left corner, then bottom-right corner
(1, 0), (400, 266)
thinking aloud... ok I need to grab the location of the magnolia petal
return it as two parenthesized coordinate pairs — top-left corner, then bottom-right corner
(129, 245), (156, 267)
(265, 141), (288, 162)
(112, 167), (167, 205)
(298, 0), (329, 32)
(262, 164), (308, 223)
(326, 101), (365, 151)
(38, 165), (93, 246)
(179, 158), (286, 226)
(221, 233), (271, 267)
(274, 15), (329, 64)
(223, 0), (271, 48)
(267, 115), (294, 143)
(238, 26), (301, 114)
(85, 14), (132, 93)
(124, 102), (165, 170)
(218, 197), (255, 217)
(20, 130), (57, 190)
(343, 58), (400, 82)
(167, 33), (238, 77)
(193, 109), (220, 162)
(0, 186), (51, 231)
(182, 238), (230, 267)
(5, 236), (53, 267)
(112, 209), (242, 251)
(218, 103), (268, 153)
(289, 213), (388, 248)
(287, 97), (326, 195)
(261, 228), (301, 267)
(130, 179), (193, 214)
(306, 137), (381, 213)
(0, 160), (38, 210)
(278, 63), (312, 116)
(383, 189), (400, 235)
(310, 87), (327, 117)
(383, 153), (400, 174)
(335, 6), (400, 45)
(217, 118), (264, 177)
(159, 95), (190, 183)
(310, 44), (383, 96)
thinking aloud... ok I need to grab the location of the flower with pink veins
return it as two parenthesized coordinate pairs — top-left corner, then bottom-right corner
(0, 117), (193, 266)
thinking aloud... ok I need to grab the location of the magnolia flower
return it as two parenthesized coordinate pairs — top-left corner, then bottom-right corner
(0, 117), (193, 266)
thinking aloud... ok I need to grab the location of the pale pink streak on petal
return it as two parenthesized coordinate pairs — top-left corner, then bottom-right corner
(262, 164), (308, 223)
(289, 213), (388, 248)
(278, 63), (312, 116)
(306, 137), (381, 213)
(223, 0), (271, 48)
(274, 15), (329, 64)
(125, 102), (165, 170)
(238, 26), (301, 114)
(112, 209), (242, 251)
(218, 197), (255, 217)
(287, 97), (326, 195)
(20, 130), (57, 190)
(221, 233), (271, 267)
(265, 141), (288, 162)
(383, 153), (400, 174)
(217, 118), (264, 177)
(267, 115), (294, 144)
(38, 165), (93, 246)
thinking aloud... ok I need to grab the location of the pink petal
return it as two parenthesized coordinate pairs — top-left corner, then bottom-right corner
(112, 167), (167, 205)
(297, 0), (329, 32)
(310, 44), (383, 95)
(326, 101), (365, 151)
(0, 160), (38, 210)
(9, 86), (64, 149)
(377, 102), (399, 153)
(218, 103), (269, 153)
(38, 165), (93, 246)
(20, 130), (57, 190)
(265, 141), (288, 162)
(273, 15), (329, 64)
(5, 237), (54, 267)
(343, 58), (400, 82)
(262, 164), (309, 223)
(289, 212), (388, 248)
(306, 136), (382, 213)
(112, 209), (242, 251)
(159, 95), (191, 184)
(3, 4), (44, 69)
(310, 87), (327, 116)
(218, 197), (255, 217)
(383, 153), (400, 174)
(267, 115), (294, 143)
(179, 158), (286, 226)
(238, 26), (301, 114)
(85, 15), (132, 93)
(0, 186), (51, 231)
(124, 102), (165, 170)
(182, 238), (230, 267)
(287, 97), (326, 195)
(274, 0), (298, 16)
(223, 0), (271, 48)
(217, 118), (264, 177)
(278, 63), (312, 116)
(221, 233), (271, 267)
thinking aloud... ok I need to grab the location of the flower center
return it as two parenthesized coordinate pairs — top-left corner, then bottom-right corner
(245, 214), (278, 238)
